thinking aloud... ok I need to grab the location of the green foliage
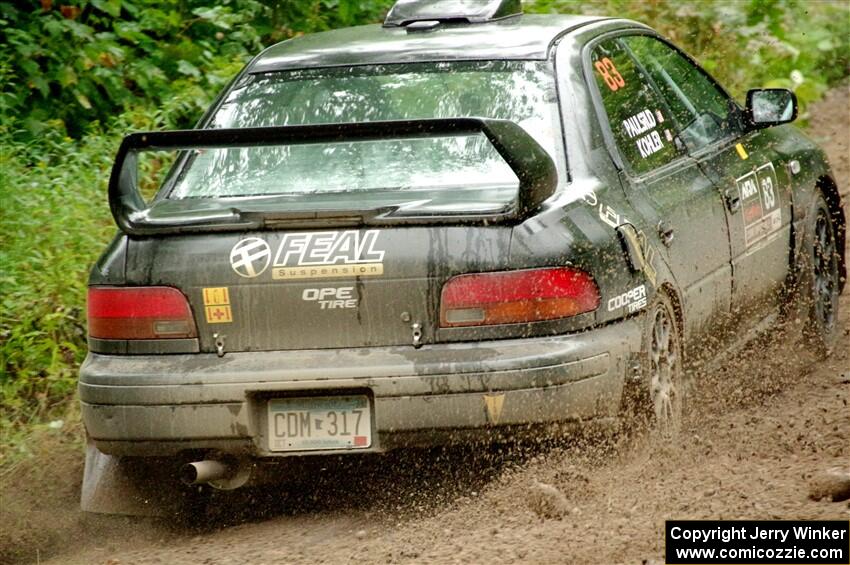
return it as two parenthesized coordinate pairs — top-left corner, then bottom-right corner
(0, 127), (115, 455)
(0, 1), (396, 139)
(265, 0), (392, 36)
(1, 0), (271, 138)
(527, 0), (849, 113)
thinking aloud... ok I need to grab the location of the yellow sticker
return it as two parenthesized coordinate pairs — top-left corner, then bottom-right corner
(483, 393), (505, 425)
(735, 143), (749, 160)
(203, 287), (230, 306)
(205, 305), (233, 324)
(202, 288), (232, 323)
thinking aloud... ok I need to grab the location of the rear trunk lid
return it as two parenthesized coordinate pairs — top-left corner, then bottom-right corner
(126, 226), (511, 351)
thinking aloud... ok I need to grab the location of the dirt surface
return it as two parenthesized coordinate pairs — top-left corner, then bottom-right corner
(2, 86), (848, 565)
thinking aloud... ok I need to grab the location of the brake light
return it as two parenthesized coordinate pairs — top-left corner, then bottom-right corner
(440, 267), (600, 327)
(88, 286), (197, 340)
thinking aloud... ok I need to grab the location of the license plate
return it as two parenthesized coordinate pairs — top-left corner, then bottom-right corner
(267, 395), (372, 452)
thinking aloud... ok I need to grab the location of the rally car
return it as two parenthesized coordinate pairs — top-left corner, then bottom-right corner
(80, 0), (845, 514)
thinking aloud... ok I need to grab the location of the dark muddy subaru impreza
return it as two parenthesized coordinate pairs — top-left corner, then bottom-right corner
(80, 0), (845, 514)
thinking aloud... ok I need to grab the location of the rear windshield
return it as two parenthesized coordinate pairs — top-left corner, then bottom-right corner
(166, 61), (562, 214)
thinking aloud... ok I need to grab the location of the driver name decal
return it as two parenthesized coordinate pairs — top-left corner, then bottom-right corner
(622, 108), (667, 159)
(622, 109), (658, 138)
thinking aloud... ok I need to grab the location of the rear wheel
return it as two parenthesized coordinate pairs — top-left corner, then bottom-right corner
(622, 291), (685, 437)
(794, 194), (841, 356)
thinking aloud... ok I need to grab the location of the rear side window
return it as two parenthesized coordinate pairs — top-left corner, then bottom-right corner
(621, 35), (737, 152)
(590, 38), (680, 175)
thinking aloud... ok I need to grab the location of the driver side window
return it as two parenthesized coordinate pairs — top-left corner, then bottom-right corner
(621, 35), (738, 152)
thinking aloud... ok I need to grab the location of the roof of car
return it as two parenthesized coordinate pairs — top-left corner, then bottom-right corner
(247, 14), (610, 74)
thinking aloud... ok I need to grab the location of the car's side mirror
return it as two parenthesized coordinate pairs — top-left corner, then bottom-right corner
(745, 88), (797, 130)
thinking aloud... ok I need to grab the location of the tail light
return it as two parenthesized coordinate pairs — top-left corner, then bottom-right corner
(440, 267), (600, 327)
(88, 286), (197, 340)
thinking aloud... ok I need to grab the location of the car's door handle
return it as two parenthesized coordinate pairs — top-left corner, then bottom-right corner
(724, 188), (741, 213)
(657, 220), (675, 247)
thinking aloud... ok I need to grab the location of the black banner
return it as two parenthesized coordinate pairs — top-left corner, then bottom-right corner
(665, 520), (849, 564)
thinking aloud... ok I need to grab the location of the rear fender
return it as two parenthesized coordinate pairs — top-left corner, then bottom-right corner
(88, 234), (127, 285)
(508, 179), (680, 331)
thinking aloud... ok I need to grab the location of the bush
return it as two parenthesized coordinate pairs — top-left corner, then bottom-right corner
(0, 127), (114, 453)
(0, 0), (269, 138)
(527, 0), (850, 113)
(0, 1), (396, 139)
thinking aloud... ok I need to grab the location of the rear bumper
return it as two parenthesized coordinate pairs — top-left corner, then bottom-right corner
(80, 318), (642, 456)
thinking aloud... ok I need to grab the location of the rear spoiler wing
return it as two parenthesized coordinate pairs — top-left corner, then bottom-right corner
(109, 118), (558, 235)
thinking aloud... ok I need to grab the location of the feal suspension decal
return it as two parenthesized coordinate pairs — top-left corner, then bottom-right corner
(229, 230), (385, 280)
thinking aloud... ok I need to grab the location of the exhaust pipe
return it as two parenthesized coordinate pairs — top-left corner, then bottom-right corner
(180, 459), (231, 486)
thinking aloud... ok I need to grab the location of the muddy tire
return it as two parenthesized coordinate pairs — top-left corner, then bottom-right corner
(622, 291), (686, 437)
(793, 193), (841, 357)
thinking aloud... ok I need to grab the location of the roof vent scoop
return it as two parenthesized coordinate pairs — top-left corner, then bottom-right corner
(383, 0), (522, 28)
